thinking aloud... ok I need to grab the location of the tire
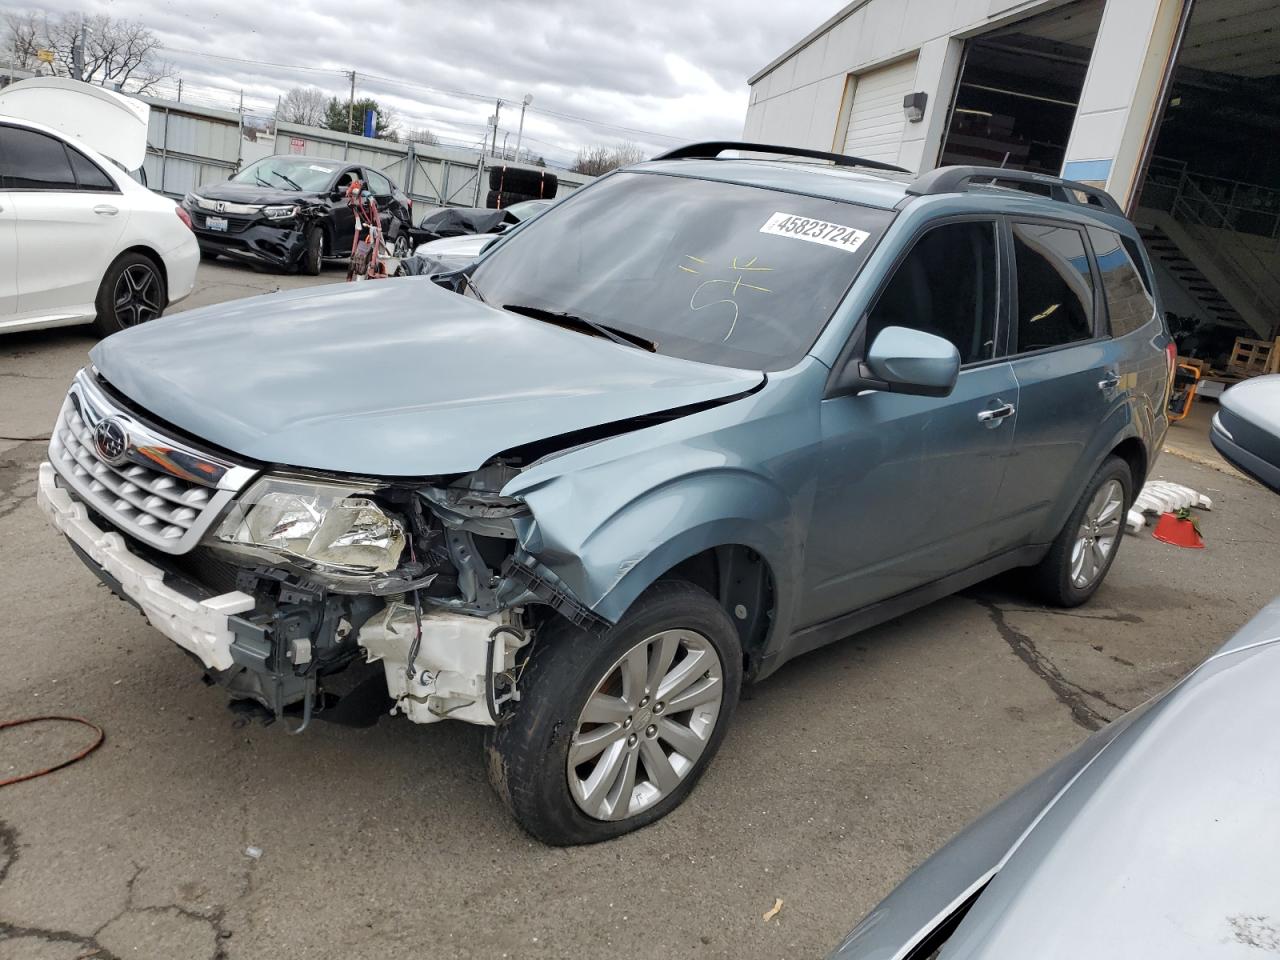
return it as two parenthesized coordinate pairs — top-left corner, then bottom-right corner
(1029, 455), (1132, 607)
(485, 580), (742, 845)
(485, 189), (538, 209)
(488, 165), (558, 197)
(391, 232), (411, 258)
(93, 251), (167, 337)
(300, 225), (323, 276)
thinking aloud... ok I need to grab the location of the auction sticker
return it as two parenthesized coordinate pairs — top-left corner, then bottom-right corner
(759, 212), (870, 253)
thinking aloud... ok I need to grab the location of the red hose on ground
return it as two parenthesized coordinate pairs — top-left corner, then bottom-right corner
(0, 716), (104, 788)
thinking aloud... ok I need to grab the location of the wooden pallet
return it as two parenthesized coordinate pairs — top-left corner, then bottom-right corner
(1226, 336), (1280, 377)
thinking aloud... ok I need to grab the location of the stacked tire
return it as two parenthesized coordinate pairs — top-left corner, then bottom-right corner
(486, 165), (558, 208)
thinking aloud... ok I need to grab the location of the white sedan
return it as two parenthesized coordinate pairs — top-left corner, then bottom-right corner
(0, 78), (199, 336)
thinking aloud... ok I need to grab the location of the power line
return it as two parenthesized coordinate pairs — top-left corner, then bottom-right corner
(163, 47), (689, 145)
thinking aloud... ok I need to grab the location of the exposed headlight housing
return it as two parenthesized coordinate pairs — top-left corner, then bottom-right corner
(262, 204), (299, 220)
(210, 477), (405, 576)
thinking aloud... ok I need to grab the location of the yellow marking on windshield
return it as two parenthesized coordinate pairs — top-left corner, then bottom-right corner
(684, 255), (707, 264)
(678, 265), (700, 275)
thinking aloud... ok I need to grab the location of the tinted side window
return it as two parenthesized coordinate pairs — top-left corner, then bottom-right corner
(66, 147), (116, 192)
(0, 126), (78, 190)
(1012, 222), (1094, 352)
(866, 221), (998, 365)
(1088, 226), (1155, 337)
(364, 169), (393, 194)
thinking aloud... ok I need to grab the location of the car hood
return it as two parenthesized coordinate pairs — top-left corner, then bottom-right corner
(0, 77), (149, 170)
(831, 596), (1280, 960)
(195, 181), (323, 205)
(412, 233), (491, 259)
(90, 279), (763, 477)
(940, 598), (1280, 960)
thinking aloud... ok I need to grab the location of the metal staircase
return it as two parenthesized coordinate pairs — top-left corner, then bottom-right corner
(1138, 159), (1279, 339)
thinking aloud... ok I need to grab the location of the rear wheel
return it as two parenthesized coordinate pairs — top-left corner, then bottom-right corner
(93, 252), (167, 337)
(1029, 456), (1131, 606)
(485, 581), (742, 845)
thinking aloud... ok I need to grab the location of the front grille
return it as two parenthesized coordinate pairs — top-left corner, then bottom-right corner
(48, 371), (257, 555)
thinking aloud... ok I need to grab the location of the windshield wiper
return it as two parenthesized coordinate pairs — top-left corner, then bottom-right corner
(254, 175), (272, 187)
(269, 170), (302, 191)
(503, 304), (657, 352)
(459, 270), (488, 304)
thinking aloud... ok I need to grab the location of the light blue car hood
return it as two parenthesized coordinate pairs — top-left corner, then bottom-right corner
(91, 279), (763, 477)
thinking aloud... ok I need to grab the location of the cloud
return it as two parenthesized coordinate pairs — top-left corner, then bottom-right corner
(16, 0), (847, 164)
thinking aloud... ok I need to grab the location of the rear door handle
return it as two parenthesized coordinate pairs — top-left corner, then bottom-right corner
(93, 204), (119, 217)
(1099, 372), (1120, 391)
(977, 402), (1016, 424)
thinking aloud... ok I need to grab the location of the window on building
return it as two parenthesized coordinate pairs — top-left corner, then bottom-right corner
(66, 146), (116, 192)
(1012, 222), (1094, 352)
(865, 220), (999, 365)
(1088, 226), (1155, 337)
(0, 126), (77, 190)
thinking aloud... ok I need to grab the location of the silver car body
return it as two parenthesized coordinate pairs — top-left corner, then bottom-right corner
(830, 595), (1280, 960)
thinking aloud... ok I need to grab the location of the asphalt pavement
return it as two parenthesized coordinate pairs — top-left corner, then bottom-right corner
(1, 262), (1277, 959)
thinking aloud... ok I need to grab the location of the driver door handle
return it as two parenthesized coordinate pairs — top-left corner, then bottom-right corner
(1098, 372), (1120, 391)
(977, 402), (1016, 423)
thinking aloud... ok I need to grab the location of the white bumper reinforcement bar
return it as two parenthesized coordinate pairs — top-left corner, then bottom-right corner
(37, 461), (254, 670)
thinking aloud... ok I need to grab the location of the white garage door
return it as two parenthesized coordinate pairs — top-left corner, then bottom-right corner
(842, 56), (919, 165)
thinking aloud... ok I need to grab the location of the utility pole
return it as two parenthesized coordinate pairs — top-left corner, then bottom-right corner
(515, 93), (532, 161)
(177, 78), (183, 102)
(490, 98), (501, 157)
(72, 20), (86, 81)
(347, 70), (356, 135)
(502, 132), (509, 159)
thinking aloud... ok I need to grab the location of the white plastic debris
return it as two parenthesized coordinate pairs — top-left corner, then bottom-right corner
(1125, 481), (1213, 534)
(244, 845), (263, 860)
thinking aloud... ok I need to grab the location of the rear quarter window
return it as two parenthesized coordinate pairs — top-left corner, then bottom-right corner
(1088, 226), (1156, 337)
(1011, 222), (1095, 352)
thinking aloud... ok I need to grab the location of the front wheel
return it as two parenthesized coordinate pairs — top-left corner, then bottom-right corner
(485, 581), (742, 845)
(93, 252), (167, 337)
(1029, 455), (1132, 606)
(391, 232), (411, 258)
(300, 225), (323, 276)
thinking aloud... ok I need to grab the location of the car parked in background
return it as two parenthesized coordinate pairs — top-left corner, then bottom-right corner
(0, 78), (198, 337)
(403, 198), (556, 274)
(38, 143), (1171, 845)
(182, 155), (413, 274)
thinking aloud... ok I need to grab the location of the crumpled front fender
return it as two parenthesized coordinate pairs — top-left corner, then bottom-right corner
(512, 463), (793, 624)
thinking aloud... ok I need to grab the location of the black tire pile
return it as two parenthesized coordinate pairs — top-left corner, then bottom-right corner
(486, 165), (558, 208)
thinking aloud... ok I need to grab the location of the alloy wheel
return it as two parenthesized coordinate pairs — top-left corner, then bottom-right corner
(113, 263), (163, 327)
(1071, 478), (1124, 588)
(392, 234), (410, 257)
(568, 629), (724, 821)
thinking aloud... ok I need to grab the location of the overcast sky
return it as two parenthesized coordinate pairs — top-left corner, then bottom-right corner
(16, 0), (847, 166)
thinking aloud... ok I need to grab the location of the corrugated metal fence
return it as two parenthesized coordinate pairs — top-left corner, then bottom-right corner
(139, 97), (592, 208)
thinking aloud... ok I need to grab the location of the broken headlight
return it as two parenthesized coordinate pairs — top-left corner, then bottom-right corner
(210, 477), (405, 575)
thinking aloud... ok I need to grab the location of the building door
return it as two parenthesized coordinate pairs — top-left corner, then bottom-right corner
(840, 56), (919, 166)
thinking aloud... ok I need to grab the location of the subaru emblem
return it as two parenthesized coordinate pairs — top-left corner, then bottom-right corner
(93, 417), (129, 465)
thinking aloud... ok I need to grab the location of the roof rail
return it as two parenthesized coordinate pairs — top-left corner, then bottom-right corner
(906, 165), (1123, 215)
(651, 141), (909, 173)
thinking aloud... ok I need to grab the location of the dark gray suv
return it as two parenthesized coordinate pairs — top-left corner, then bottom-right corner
(39, 143), (1173, 844)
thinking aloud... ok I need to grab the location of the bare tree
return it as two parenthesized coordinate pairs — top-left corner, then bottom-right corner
(276, 86), (329, 127)
(2, 11), (173, 94)
(408, 127), (439, 146)
(571, 141), (646, 176)
(2, 11), (41, 72)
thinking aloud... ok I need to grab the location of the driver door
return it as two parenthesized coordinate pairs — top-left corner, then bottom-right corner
(328, 167), (361, 254)
(799, 219), (1019, 627)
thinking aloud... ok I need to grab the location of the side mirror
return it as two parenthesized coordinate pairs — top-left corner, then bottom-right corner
(834, 325), (960, 398)
(1212, 374), (1280, 493)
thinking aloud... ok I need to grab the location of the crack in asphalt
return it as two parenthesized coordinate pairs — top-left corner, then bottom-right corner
(0, 819), (231, 959)
(0, 449), (42, 523)
(974, 597), (1125, 731)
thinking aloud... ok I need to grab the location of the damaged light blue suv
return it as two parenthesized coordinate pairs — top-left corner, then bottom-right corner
(37, 142), (1173, 845)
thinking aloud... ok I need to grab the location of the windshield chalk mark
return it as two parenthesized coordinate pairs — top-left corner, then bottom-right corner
(678, 255), (773, 341)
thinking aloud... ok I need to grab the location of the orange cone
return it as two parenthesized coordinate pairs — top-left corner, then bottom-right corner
(1152, 511), (1204, 549)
